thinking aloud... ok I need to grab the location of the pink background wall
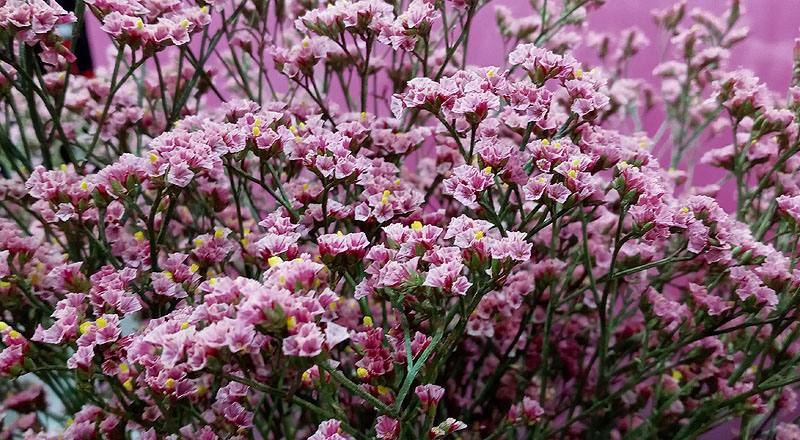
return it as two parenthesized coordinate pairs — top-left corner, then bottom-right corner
(86, 1), (800, 89)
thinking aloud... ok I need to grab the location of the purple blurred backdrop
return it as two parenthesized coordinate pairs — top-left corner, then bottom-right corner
(82, 3), (800, 436)
(84, 1), (800, 89)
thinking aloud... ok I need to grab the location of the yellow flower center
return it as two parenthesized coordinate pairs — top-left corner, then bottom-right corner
(79, 321), (93, 334)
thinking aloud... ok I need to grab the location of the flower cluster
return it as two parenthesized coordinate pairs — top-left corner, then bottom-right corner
(2, 0), (800, 439)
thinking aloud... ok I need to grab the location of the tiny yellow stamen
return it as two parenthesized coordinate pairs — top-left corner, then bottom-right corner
(286, 315), (297, 330)
(119, 363), (129, 374)
(474, 230), (485, 241)
(179, 18), (190, 28)
(483, 166), (493, 174)
(252, 125), (261, 137)
(214, 228), (225, 238)
(567, 169), (578, 178)
(164, 271), (173, 280)
(303, 183), (310, 191)
(194, 238), (205, 247)
(165, 378), (176, 389)
(541, 139), (550, 146)
(134, 231), (146, 241)
(181, 322), (190, 330)
(149, 152), (158, 163)
(195, 384), (207, 396)
(8, 330), (20, 339)
(60, 164), (68, 171)
(0, 322), (8, 331)
(0, 281), (10, 288)
(363, 316), (373, 327)
(377, 385), (389, 395)
(200, 5), (209, 13)
(268, 256), (283, 267)
(537, 177), (546, 183)
(575, 68), (583, 79)
(680, 207), (689, 214)
(671, 370), (683, 382)
(80, 181), (89, 190)
(96, 317), (108, 329)
(381, 190), (391, 205)
(66, 418), (75, 427)
(302, 370), (311, 382)
(189, 263), (199, 273)
(356, 367), (369, 378)
(79, 321), (93, 334)
(337, 230), (344, 236)
(487, 68), (495, 78)
(209, 277), (218, 287)
(411, 221), (423, 231)
(123, 378), (134, 392)
(135, 18), (144, 30)
(360, 111), (367, 120)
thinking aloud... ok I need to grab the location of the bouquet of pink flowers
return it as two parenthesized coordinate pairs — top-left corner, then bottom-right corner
(3, 0), (800, 438)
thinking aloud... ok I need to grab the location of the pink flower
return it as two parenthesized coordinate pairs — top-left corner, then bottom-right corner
(375, 416), (400, 440)
(309, 419), (353, 440)
(508, 397), (544, 424)
(414, 384), (445, 410)
(442, 165), (494, 209)
(282, 323), (325, 357)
